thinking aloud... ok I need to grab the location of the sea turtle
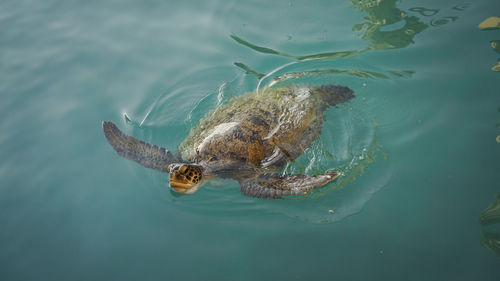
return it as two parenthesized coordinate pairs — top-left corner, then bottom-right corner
(103, 84), (354, 198)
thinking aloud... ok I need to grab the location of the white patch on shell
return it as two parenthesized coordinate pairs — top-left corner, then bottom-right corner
(197, 122), (240, 152)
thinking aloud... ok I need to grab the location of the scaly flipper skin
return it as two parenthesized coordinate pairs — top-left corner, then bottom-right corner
(102, 121), (178, 172)
(239, 172), (339, 199)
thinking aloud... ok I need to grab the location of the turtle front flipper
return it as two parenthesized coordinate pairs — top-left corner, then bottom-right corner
(239, 172), (339, 199)
(102, 121), (178, 172)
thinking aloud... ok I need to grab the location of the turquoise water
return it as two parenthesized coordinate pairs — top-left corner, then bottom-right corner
(2, 0), (500, 280)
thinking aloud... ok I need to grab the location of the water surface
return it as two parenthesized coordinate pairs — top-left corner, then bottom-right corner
(1, 0), (500, 280)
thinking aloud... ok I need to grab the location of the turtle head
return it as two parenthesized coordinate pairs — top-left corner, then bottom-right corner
(167, 163), (204, 194)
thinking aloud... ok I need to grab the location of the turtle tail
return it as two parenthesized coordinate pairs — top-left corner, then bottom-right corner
(318, 84), (355, 106)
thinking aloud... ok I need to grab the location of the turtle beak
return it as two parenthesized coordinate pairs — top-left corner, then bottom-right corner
(170, 182), (202, 194)
(169, 181), (192, 192)
(169, 174), (196, 194)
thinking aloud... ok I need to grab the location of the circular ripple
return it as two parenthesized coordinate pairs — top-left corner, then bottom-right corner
(124, 60), (404, 223)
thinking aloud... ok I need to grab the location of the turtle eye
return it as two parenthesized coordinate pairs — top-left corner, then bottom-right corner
(167, 164), (175, 173)
(180, 165), (188, 173)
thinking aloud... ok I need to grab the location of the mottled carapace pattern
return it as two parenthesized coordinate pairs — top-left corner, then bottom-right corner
(178, 85), (354, 173)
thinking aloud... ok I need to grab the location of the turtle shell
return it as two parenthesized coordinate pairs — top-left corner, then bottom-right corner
(177, 86), (327, 169)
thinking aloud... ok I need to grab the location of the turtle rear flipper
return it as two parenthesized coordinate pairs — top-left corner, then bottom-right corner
(102, 121), (178, 172)
(318, 84), (354, 106)
(239, 172), (339, 199)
